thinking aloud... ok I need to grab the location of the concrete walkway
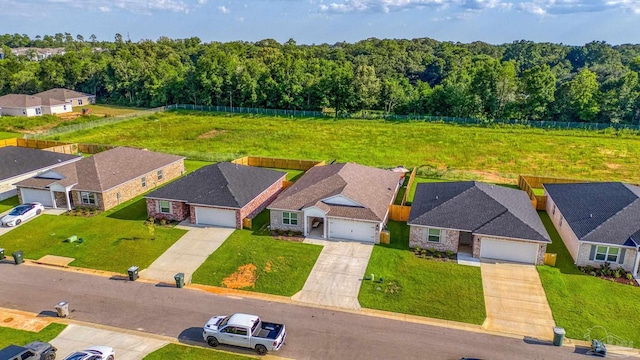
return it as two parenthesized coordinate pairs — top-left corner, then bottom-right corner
(50, 324), (167, 360)
(139, 224), (234, 284)
(480, 262), (556, 340)
(292, 239), (373, 310)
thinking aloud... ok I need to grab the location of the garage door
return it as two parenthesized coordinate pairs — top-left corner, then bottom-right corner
(328, 218), (376, 242)
(194, 206), (236, 228)
(480, 238), (539, 264)
(20, 188), (53, 207)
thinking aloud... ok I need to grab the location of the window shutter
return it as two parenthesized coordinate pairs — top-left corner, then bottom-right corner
(619, 249), (626, 264)
(589, 245), (596, 261)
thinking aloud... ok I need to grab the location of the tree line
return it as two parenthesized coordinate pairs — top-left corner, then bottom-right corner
(1, 33), (640, 124)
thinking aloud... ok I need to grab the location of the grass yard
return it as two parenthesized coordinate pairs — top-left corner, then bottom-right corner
(0, 131), (18, 139)
(0, 197), (186, 273)
(537, 211), (640, 347)
(267, 168), (305, 181)
(0, 323), (66, 349)
(74, 104), (148, 116)
(0, 196), (19, 214)
(55, 112), (640, 183)
(144, 344), (256, 360)
(185, 159), (214, 173)
(358, 221), (486, 324)
(192, 210), (322, 296)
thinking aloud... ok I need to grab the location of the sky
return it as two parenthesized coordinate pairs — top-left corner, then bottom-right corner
(0, 0), (639, 46)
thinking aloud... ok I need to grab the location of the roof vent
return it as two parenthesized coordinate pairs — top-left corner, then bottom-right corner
(590, 213), (593, 218)
(435, 195), (439, 200)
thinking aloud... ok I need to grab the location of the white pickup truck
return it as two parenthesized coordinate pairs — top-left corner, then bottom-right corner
(202, 313), (286, 355)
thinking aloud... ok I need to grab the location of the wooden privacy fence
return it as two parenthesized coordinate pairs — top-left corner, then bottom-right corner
(0, 138), (18, 147)
(388, 205), (411, 221)
(401, 166), (418, 206)
(0, 138), (114, 155)
(518, 175), (587, 210)
(232, 156), (325, 171)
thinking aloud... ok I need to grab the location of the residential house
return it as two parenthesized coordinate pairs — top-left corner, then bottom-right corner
(544, 182), (640, 275)
(145, 162), (286, 228)
(35, 88), (95, 107)
(0, 94), (43, 117)
(14, 147), (185, 211)
(268, 163), (401, 243)
(0, 146), (81, 201)
(408, 181), (551, 264)
(41, 97), (72, 115)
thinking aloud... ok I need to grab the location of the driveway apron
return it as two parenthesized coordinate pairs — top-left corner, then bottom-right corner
(139, 225), (234, 284)
(480, 262), (556, 339)
(50, 324), (167, 360)
(292, 240), (373, 310)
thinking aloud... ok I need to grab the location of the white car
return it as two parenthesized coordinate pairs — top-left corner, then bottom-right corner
(0, 203), (44, 227)
(63, 346), (115, 360)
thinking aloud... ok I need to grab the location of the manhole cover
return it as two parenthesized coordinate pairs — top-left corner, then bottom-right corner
(3, 317), (13, 323)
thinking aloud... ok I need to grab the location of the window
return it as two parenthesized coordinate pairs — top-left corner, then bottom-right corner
(559, 216), (563, 227)
(80, 192), (96, 205)
(35, 107), (41, 115)
(235, 327), (248, 336)
(282, 212), (298, 225)
(78, 99), (83, 105)
(157, 170), (163, 180)
(424, 228), (441, 243)
(63, 105), (67, 110)
(159, 200), (171, 214)
(595, 246), (619, 262)
(141, 176), (146, 187)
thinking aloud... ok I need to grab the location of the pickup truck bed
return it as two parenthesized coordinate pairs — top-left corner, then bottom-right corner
(255, 322), (283, 339)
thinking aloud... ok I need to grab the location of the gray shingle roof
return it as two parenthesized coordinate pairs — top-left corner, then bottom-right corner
(268, 163), (400, 222)
(409, 181), (550, 242)
(0, 94), (41, 108)
(544, 182), (640, 246)
(0, 146), (80, 182)
(145, 162), (286, 208)
(34, 88), (93, 101)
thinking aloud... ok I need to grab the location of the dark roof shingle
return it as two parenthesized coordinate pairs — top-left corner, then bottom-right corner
(34, 88), (92, 101)
(0, 146), (80, 181)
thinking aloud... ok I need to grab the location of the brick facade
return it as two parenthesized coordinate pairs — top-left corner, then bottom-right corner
(270, 209), (304, 233)
(239, 178), (285, 223)
(576, 243), (635, 272)
(409, 226), (459, 252)
(146, 199), (190, 222)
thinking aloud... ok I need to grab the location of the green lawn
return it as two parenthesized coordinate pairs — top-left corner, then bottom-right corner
(184, 159), (214, 173)
(0, 131), (18, 139)
(144, 344), (256, 360)
(267, 168), (305, 181)
(192, 210), (322, 296)
(0, 196), (19, 214)
(0, 323), (66, 349)
(358, 221), (486, 324)
(74, 104), (149, 116)
(0, 197), (186, 273)
(55, 112), (640, 182)
(537, 211), (640, 347)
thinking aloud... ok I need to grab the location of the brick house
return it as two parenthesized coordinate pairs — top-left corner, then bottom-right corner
(15, 147), (185, 211)
(145, 162), (286, 228)
(408, 181), (550, 264)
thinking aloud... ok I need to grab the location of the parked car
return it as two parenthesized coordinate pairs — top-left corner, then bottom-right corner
(1, 203), (44, 227)
(203, 313), (286, 355)
(0, 341), (57, 360)
(62, 346), (115, 360)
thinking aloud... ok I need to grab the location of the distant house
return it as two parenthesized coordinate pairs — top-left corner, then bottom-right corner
(15, 147), (185, 211)
(34, 88), (95, 107)
(41, 98), (72, 115)
(0, 94), (43, 117)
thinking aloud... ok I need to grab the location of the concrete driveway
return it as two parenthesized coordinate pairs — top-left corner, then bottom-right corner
(292, 239), (373, 310)
(50, 324), (167, 360)
(139, 224), (234, 284)
(480, 261), (556, 339)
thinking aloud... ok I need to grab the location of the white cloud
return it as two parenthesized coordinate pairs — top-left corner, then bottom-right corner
(319, 0), (455, 13)
(218, 5), (231, 13)
(13, 0), (194, 13)
(197, 0), (207, 3)
(98, 5), (111, 11)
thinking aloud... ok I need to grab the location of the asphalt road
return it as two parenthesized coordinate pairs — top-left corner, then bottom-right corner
(0, 263), (593, 360)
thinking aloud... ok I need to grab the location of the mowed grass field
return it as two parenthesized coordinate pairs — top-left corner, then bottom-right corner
(56, 112), (640, 183)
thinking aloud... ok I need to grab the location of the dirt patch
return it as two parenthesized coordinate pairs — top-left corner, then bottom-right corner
(264, 261), (272, 273)
(465, 170), (516, 184)
(606, 163), (621, 169)
(222, 264), (257, 289)
(198, 129), (228, 139)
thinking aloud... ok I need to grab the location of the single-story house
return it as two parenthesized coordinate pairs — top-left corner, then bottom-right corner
(41, 97), (72, 115)
(544, 182), (640, 275)
(0, 94), (42, 117)
(14, 147), (185, 211)
(408, 181), (551, 264)
(145, 162), (287, 228)
(34, 88), (95, 107)
(0, 146), (81, 201)
(268, 163), (401, 243)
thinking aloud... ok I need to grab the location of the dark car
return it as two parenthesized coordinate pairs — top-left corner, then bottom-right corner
(0, 341), (57, 360)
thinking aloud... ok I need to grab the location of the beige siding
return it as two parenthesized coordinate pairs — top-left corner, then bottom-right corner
(576, 243), (636, 272)
(270, 209), (304, 233)
(545, 195), (581, 263)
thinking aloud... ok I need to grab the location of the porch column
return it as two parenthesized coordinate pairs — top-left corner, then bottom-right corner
(633, 248), (640, 278)
(64, 190), (72, 211)
(323, 221), (328, 239)
(49, 191), (57, 209)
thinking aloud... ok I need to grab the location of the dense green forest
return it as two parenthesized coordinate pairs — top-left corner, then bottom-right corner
(2, 33), (640, 124)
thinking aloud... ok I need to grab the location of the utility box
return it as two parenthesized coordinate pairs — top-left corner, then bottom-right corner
(55, 301), (69, 318)
(127, 266), (139, 281)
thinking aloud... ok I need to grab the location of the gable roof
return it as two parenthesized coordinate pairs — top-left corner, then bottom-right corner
(0, 146), (80, 182)
(268, 163), (400, 222)
(40, 97), (69, 106)
(0, 94), (41, 108)
(409, 181), (550, 242)
(145, 162), (286, 208)
(34, 88), (93, 101)
(544, 182), (640, 247)
(15, 147), (184, 192)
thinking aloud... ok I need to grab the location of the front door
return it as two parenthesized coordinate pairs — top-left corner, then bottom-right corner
(460, 232), (472, 245)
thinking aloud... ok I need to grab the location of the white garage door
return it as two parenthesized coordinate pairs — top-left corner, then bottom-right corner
(480, 237), (539, 264)
(194, 206), (237, 227)
(20, 188), (53, 207)
(328, 218), (376, 242)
